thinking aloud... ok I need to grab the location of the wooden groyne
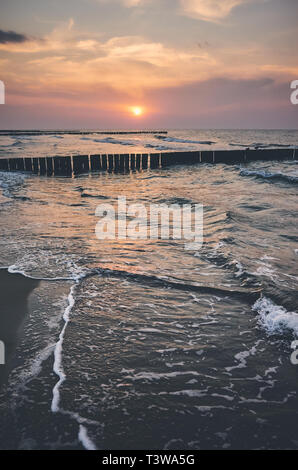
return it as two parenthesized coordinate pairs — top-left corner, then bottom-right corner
(0, 148), (296, 177)
(0, 130), (168, 136)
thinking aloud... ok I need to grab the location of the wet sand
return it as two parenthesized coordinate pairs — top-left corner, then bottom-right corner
(0, 270), (39, 388)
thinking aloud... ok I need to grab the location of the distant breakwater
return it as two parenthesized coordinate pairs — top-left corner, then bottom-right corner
(0, 130), (168, 137)
(0, 148), (296, 177)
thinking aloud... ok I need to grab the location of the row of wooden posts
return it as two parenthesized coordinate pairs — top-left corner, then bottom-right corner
(0, 130), (168, 136)
(0, 148), (296, 177)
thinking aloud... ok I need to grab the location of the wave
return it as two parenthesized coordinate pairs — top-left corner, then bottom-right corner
(81, 192), (110, 199)
(155, 135), (215, 145)
(253, 296), (298, 337)
(95, 266), (261, 303)
(80, 136), (136, 146)
(7, 250), (94, 282)
(251, 143), (295, 149)
(229, 142), (296, 150)
(11, 140), (24, 147)
(0, 171), (28, 199)
(144, 143), (177, 151)
(240, 168), (298, 185)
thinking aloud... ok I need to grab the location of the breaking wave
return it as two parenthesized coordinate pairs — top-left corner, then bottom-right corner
(240, 168), (298, 185)
(253, 297), (298, 337)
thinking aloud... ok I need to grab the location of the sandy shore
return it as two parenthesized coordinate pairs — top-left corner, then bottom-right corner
(0, 270), (39, 388)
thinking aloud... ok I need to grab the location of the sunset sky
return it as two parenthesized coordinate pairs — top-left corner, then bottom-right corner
(0, 0), (297, 129)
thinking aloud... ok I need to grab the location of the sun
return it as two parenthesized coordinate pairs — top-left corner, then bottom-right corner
(131, 106), (143, 117)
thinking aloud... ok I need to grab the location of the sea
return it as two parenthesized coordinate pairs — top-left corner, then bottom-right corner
(0, 129), (297, 450)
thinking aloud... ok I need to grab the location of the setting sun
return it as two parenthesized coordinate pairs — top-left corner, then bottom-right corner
(131, 106), (143, 117)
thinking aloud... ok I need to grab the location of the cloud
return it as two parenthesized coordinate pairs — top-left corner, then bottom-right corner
(1, 12), (296, 117)
(96, 0), (258, 23)
(0, 30), (28, 44)
(13, 34), (214, 95)
(179, 0), (248, 22)
(0, 18), (95, 53)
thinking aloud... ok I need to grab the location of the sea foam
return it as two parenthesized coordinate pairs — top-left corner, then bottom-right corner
(253, 296), (298, 336)
(240, 168), (298, 185)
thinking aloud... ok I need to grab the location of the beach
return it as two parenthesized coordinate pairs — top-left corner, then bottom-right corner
(0, 131), (297, 449)
(0, 270), (39, 388)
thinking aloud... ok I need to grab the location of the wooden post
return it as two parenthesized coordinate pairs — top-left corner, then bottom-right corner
(119, 155), (125, 172)
(161, 152), (170, 167)
(114, 154), (120, 173)
(130, 154), (136, 171)
(90, 155), (101, 172)
(32, 158), (39, 174)
(214, 150), (245, 164)
(142, 154), (148, 170)
(0, 159), (9, 171)
(108, 155), (114, 173)
(150, 153), (160, 169)
(124, 154), (130, 172)
(53, 156), (72, 176)
(9, 158), (25, 171)
(46, 157), (54, 176)
(39, 158), (47, 175)
(72, 155), (89, 175)
(136, 154), (141, 170)
(101, 154), (107, 171)
(24, 158), (33, 172)
(201, 151), (213, 163)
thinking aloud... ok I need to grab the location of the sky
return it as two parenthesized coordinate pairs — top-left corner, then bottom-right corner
(0, 0), (297, 129)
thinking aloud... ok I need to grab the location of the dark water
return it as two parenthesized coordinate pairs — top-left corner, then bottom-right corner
(0, 134), (297, 449)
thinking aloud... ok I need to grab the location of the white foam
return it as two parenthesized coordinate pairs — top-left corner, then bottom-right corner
(8, 252), (92, 282)
(252, 296), (298, 336)
(231, 259), (244, 277)
(168, 389), (208, 398)
(240, 168), (298, 184)
(50, 279), (98, 451)
(252, 262), (277, 281)
(0, 171), (28, 198)
(8, 264), (73, 281)
(5, 342), (56, 406)
(124, 370), (200, 381)
(51, 283), (76, 412)
(78, 425), (97, 451)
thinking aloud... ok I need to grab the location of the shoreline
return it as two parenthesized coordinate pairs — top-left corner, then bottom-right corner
(0, 270), (39, 388)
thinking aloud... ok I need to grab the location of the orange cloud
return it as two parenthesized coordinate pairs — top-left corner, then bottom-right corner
(1, 14), (296, 115)
(180, 0), (250, 22)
